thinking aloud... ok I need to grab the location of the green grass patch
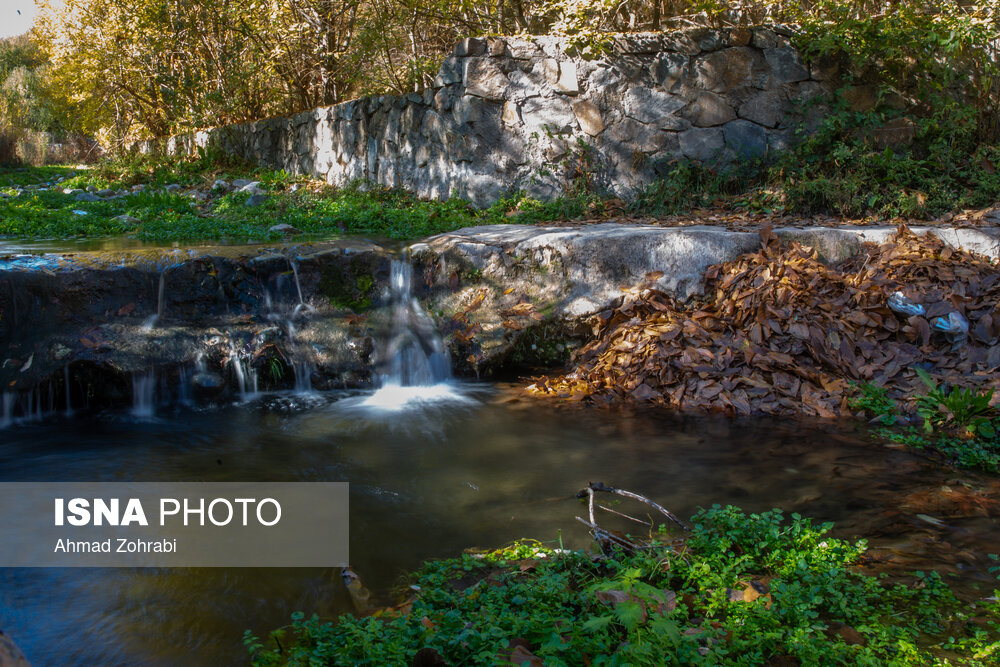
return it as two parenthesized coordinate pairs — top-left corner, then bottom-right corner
(0, 154), (605, 243)
(245, 505), (1000, 666)
(0, 164), (83, 187)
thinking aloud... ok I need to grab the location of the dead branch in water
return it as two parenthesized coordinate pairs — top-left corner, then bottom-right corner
(575, 482), (688, 556)
(577, 481), (689, 530)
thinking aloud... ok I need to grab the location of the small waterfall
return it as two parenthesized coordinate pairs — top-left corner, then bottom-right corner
(290, 258), (316, 318)
(1, 391), (13, 427)
(177, 365), (192, 405)
(357, 257), (457, 411)
(229, 344), (259, 400)
(131, 371), (156, 417)
(27, 387), (42, 422)
(255, 256), (316, 393)
(286, 322), (316, 393)
(290, 259), (306, 308)
(141, 270), (168, 331)
(380, 258), (451, 387)
(63, 365), (73, 417)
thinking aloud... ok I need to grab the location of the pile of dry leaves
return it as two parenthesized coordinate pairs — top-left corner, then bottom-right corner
(529, 226), (1000, 417)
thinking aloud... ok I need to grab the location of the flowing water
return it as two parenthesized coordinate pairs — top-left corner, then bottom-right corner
(2, 256), (999, 665)
(0, 394), (998, 667)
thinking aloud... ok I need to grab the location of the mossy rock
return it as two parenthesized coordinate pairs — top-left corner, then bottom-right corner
(317, 254), (385, 312)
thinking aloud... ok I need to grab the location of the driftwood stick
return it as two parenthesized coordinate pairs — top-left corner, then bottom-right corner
(578, 482), (689, 530)
(596, 503), (652, 526)
(575, 516), (638, 551)
(586, 487), (596, 526)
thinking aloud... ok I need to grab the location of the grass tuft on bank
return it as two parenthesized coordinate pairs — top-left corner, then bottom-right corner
(3, 97), (1000, 247)
(245, 505), (1000, 666)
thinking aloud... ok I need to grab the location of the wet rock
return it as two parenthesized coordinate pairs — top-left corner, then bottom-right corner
(0, 240), (389, 395)
(74, 192), (101, 202)
(192, 371), (227, 398)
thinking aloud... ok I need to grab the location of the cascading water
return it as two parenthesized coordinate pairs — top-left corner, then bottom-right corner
(228, 344), (259, 399)
(131, 371), (156, 417)
(141, 269), (168, 331)
(1, 391), (13, 428)
(63, 365), (73, 417)
(361, 257), (457, 410)
(382, 258), (451, 386)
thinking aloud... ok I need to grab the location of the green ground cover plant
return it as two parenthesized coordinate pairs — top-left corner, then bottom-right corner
(245, 505), (1000, 666)
(850, 381), (1000, 473)
(0, 155), (541, 243)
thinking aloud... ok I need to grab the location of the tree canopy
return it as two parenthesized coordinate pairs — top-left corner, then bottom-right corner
(27, 1), (1000, 146)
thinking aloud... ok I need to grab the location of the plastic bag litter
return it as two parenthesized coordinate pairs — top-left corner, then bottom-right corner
(932, 311), (969, 342)
(888, 291), (926, 317)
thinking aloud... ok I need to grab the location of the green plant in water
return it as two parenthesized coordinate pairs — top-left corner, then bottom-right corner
(268, 358), (284, 382)
(848, 382), (897, 425)
(914, 367), (996, 438)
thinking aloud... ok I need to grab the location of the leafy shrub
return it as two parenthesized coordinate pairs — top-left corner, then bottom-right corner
(246, 506), (1000, 666)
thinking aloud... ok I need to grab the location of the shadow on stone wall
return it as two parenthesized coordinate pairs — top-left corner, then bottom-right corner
(138, 28), (837, 207)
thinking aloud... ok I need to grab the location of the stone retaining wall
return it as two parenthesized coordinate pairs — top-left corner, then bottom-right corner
(137, 28), (832, 206)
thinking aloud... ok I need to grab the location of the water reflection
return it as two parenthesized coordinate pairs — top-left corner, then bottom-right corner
(0, 388), (997, 666)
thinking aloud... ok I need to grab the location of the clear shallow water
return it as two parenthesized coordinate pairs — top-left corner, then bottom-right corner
(0, 232), (395, 256)
(0, 384), (997, 666)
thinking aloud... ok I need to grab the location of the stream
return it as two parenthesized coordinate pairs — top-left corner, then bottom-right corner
(1, 391), (999, 666)
(1, 245), (999, 666)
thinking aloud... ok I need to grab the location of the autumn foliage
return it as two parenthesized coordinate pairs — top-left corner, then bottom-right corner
(530, 228), (1000, 417)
